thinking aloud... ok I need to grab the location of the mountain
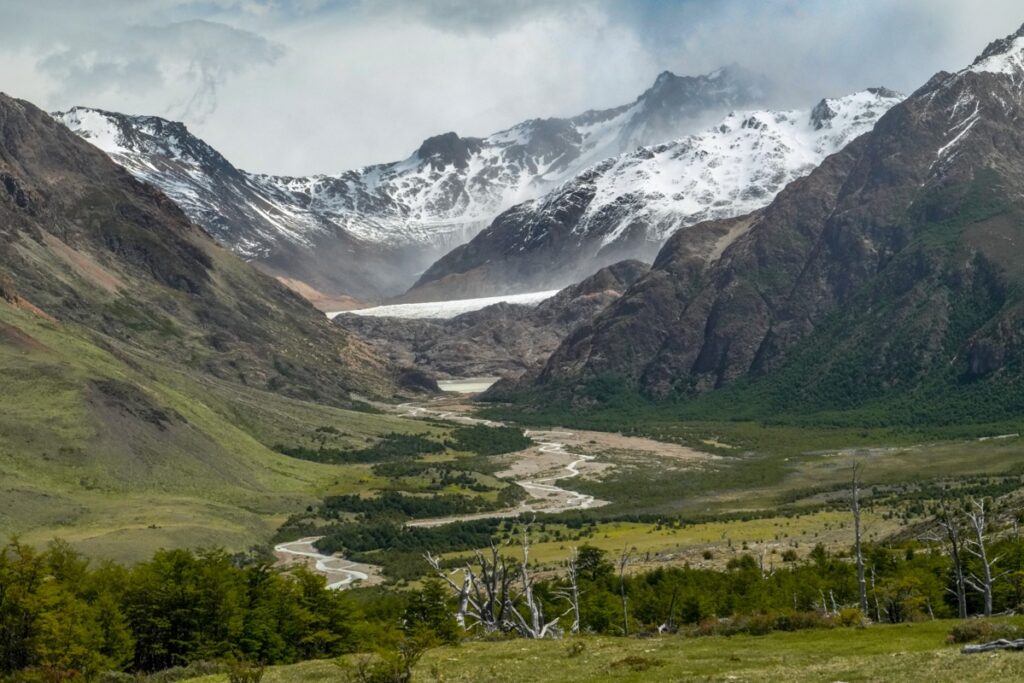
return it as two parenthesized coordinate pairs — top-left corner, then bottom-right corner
(405, 89), (902, 302)
(55, 66), (769, 300)
(336, 260), (648, 379)
(501, 25), (1024, 426)
(1, 94), (393, 404)
(0, 91), (433, 557)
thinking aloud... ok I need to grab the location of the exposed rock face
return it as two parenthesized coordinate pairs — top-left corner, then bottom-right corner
(336, 261), (648, 379)
(0, 93), (395, 403)
(517, 25), (1024, 417)
(54, 66), (769, 299)
(406, 89), (901, 302)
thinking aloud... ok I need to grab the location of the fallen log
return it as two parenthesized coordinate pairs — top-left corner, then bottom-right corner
(962, 638), (1024, 654)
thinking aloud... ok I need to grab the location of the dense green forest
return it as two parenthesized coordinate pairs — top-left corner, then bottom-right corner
(7, 523), (1024, 680)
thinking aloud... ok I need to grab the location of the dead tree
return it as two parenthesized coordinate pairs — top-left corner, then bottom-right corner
(851, 459), (868, 615)
(554, 548), (581, 634)
(962, 639), (1024, 654)
(617, 547), (632, 636)
(509, 525), (567, 638)
(425, 524), (567, 639)
(425, 543), (516, 633)
(930, 500), (968, 619)
(964, 498), (1004, 617)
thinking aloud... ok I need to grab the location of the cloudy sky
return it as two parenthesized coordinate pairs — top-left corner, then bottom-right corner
(2, 0), (1022, 174)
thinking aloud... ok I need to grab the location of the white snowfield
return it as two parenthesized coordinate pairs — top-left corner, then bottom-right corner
(512, 88), (904, 251)
(329, 290), (559, 320)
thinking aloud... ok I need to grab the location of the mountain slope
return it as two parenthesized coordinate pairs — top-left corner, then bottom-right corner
(407, 89), (901, 301)
(2, 93), (393, 403)
(508, 25), (1024, 426)
(337, 260), (648, 379)
(0, 92), (444, 557)
(55, 66), (769, 299)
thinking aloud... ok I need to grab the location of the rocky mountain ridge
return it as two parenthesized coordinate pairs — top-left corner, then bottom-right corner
(406, 88), (902, 301)
(337, 260), (648, 380)
(55, 66), (768, 300)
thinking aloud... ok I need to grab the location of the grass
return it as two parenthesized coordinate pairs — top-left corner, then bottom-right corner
(547, 419), (1024, 518)
(0, 302), (434, 562)
(453, 510), (899, 571)
(184, 620), (1024, 682)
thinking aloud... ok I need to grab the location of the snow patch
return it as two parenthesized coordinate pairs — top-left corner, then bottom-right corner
(331, 290), (559, 320)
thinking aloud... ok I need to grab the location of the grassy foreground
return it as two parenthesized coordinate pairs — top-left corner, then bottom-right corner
(186, 621), (1024, 682)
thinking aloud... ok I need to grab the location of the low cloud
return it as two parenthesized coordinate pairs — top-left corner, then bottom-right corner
(0, 1), (1023, 174)
(37, 20), (284, 122)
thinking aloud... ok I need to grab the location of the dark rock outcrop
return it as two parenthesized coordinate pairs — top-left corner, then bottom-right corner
(337, 260), (649, 380)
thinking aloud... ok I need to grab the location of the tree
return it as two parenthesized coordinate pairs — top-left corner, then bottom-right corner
(553, 549), (581, 635)
(402, 579), (459, 644)
(851, 459), (868, 615)
(617, 547), (632, 637)
(925, 500), (968, 619)
(964, 498), (1004, 617)
(425, 523), (568, 639)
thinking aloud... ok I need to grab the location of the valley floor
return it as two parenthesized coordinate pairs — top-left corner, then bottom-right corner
(186, 620), (1024, 682)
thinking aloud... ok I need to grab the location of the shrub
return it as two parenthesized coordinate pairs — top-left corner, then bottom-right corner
(947, 620), (1020, 644)
(611, 656), (664, 672)
(836, 608), (865, 627)
(565, 640), (586, 658)
(227, 660), (265, 683)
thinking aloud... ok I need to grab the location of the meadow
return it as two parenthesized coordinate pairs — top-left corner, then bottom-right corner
(185, 620), (1024, 683)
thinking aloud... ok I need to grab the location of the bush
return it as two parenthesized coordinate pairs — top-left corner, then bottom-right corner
(947, 620), (1021, 644)
(227, 660), (265, 683)
(611, 656), (664, 672)
(836, 608), (865, 627)
(565, 640), (586, 658)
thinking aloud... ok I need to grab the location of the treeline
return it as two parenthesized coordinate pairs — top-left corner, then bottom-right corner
(0, 541), (360, 678)
(443, 425), (532, 455)
(438, 537), (1024, 639)
(11, 531), (1024, 679)
(276, 425), (533, 465)
(322, 486), (525, 521)
(314, 519), (504, 580)
(276, 432), (444, 464)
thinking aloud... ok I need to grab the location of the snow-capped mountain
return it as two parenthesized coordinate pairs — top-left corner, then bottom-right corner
(405, 88), (903, 302)
(519, 22), (1024, 415)
(54, 66), (769, 301)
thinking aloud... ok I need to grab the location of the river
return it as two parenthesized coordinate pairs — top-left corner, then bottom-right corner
(274, 385), (613, 588)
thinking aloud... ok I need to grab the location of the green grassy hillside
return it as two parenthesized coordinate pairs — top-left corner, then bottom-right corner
(0, 300), (429, 562)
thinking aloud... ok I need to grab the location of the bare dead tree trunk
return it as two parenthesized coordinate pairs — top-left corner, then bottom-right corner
(618, 547), (631, 636)
(555, 548), (581, 635)
(851, 459), (868, 615)
(567, 549), (581, 634)
(426, 544), (517, 633)
(427, 525), (568, 639)
(964, 499), (1003, 618)
(962, 638), (1024, 654)
(870, 564), (882, 623)
(938, 500), (969, 619)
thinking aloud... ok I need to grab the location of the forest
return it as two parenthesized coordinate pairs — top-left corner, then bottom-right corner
(5, 494), (1024, 681)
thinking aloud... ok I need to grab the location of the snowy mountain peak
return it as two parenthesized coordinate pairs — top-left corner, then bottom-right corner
(55, 65), (777, 298)
(967, 23), (1024, 75)
(409, 87), (903, 299)
(55, 107), (232, 172)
